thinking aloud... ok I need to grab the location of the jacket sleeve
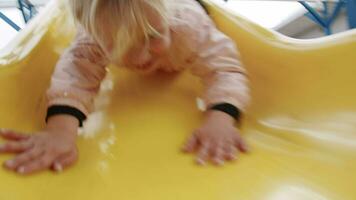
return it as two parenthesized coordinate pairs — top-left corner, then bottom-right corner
(191, 28), (250, 112)
(46, 28), (110, 116)
(182, 4), (250, 112)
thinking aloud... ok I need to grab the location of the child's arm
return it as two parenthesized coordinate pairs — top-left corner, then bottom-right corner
(180, 7), (250, 165)
(183, 33), (250, 165)
(0, 28), (109, 174)
(46, 28), (110, 120)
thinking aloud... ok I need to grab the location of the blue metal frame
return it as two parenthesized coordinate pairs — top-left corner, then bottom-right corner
(346, 0), (356, 28)
(18, 0), (37, 23)
(0, 0), (38, 32)
(222, 0), (354, 36)
(0, 11), (21, 31)
(299, 1), (346, 35)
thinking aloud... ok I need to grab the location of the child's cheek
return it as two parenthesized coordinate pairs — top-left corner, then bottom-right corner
(150, 37), (171, 56)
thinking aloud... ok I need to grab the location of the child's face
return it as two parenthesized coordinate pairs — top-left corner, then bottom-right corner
(122, 5), (171, 69)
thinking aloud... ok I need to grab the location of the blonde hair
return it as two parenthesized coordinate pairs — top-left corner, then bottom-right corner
(69, 0), (170, 61)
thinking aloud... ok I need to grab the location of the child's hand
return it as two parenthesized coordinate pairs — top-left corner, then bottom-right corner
(0, 129), (78, 175)
(182, 110), (248, 166)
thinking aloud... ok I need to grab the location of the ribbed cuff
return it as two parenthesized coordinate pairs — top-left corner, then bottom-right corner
(46, 105), (87, 127)
(195, 0), (209, 14)
(209, 103), (241, 121)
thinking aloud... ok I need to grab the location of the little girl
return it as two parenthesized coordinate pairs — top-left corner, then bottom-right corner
(0, 0), (250, 175)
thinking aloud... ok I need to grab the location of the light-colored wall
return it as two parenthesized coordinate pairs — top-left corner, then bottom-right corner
(0, 0), (47, 8)
(0, 8), (25, 50)
(277, 11), (350, 39)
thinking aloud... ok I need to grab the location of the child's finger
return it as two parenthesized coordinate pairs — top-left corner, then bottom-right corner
(0, 141), (32, 153)
(53, 151), (78, 172)
(0, 129), (30, 141)
(234, 135), (249, 153)
(225, 144), (238, 160)
(211, 145), (225, 166)
(196, 141), (210, 166)
(16, 153), (54, 175)
(4, 147), (43, 170)
(224, 145), (238, 161)
(182, 134), (198, 153)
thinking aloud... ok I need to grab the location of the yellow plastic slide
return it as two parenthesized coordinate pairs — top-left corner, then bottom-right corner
(0, 0), (355, 199)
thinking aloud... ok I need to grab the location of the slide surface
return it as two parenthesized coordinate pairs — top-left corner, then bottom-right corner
(0, 0), (355, 199)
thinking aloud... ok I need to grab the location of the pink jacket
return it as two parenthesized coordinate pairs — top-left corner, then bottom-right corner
(46, 0), (250, 117)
